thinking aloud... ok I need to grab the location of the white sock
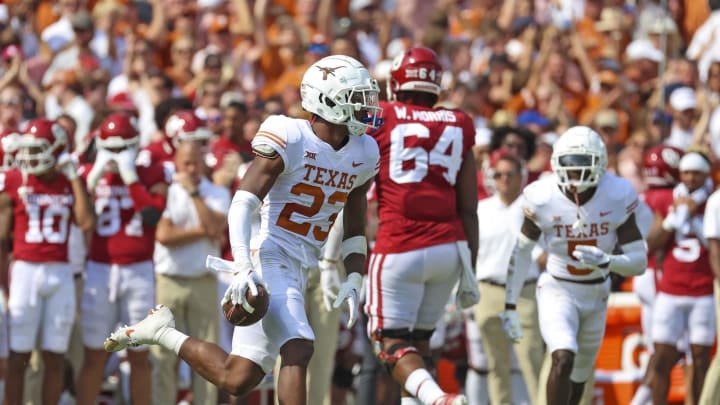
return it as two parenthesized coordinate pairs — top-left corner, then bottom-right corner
(404, 368), (445, 405)
(156, 327), (189, 355)
(629, 384), (651, 405)
(401, 397), (422, 405)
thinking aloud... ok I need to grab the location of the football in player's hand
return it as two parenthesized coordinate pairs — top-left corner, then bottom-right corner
(222, 284), (269, 326)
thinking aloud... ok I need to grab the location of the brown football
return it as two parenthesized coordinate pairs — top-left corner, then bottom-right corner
(222, 284), (270, 326)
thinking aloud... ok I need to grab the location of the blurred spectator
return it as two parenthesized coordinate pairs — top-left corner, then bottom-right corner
(0, 85), (24, 133)
(39, 0), (82, 55)
(166, 36), (196, 94)
(208, 99), (251, 171)
(666, 86), (699, 150)
(44, 69), (94, 151)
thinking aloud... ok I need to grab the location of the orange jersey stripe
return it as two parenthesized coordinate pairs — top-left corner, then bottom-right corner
(256, 131), (287, 148)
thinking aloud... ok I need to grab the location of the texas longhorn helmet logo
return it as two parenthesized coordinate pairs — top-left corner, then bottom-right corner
(316, 65), (344, 80)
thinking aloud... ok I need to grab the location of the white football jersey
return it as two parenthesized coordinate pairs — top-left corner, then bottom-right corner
(251, 115), (379, 267)
(523, 172), (639, 280)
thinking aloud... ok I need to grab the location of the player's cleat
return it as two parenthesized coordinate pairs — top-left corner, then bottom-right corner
(433, 394), (468, 405)
(104, 305), (175, 352)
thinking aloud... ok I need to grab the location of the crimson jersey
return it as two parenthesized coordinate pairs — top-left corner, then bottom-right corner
(371, 101), (475, 253)
(137, 140), (176, 179)
(208, 136), (253, 170)
(642, 187), (675, 272)
(658, 198), (713, 296)
(81, 163), (168, 264)
(138, 140), (174, 165)
(1, 169), (74, 262)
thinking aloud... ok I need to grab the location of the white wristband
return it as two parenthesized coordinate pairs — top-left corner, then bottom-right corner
(342, 235), (367, 260)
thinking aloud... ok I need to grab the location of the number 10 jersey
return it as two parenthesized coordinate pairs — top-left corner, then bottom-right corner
(0, 169), (75, 263)
(251, 115), (379, 266)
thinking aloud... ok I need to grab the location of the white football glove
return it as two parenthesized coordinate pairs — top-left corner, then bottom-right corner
(319, 258), (341, 312)
(57, 152), (79, 181)
(222, 262), (264, 308)
(114, 148), (139, 185)
(333, 272), (362, 329)
(87, 148), (115, 189)
(499, 310), (523, 342)
(572, 245), (610, 269)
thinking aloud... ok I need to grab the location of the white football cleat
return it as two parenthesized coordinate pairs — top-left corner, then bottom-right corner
(104, 305), (175, 352)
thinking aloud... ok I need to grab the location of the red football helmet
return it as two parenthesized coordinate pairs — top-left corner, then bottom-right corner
(97, 112), (140, 150)
(15, 119), (68, 175)
(643, 145), (683, 187)
(388, 47), (443, 98)
(164, 110), (211, 146)
(0, 129), (20, 170)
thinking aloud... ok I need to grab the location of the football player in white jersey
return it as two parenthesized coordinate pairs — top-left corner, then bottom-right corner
(101, 55), (382, 405)
(500, 126), (647, 405)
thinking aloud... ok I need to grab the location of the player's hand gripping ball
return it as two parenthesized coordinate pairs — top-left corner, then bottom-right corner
(222, 284), (269, 326)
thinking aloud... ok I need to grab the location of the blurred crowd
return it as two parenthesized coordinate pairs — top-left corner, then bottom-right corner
(2, 0), (720, 404)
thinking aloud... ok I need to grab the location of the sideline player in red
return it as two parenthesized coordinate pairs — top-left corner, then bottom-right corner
(0, 119), (95, 404)
(646, 152), (715, 403)
(75, 112), (169, 405)
(366, 46), (479, 405)
(137, 109), (212, 175)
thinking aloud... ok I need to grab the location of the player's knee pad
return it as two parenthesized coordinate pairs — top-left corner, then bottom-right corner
(372, 328), (418, 373)
(377, 344), (419, 373)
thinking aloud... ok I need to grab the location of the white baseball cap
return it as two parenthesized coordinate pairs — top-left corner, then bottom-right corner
(669, 87), (697, 111)
(679, 152), (710, 173)
(625, 39), (664, 63)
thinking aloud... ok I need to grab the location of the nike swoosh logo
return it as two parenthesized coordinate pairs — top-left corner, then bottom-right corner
(599, 211), (611, 217)
(352, 162), (362, 167)
(125, 329), (135, 337)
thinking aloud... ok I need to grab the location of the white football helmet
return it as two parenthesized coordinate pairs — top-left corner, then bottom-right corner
(300, 55), (383, 136)
(550, 126), (607, 193)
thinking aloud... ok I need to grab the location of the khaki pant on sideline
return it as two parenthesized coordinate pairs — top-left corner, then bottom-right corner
(474, 281), (544, 405)
(151, 273), (219, 405)
(699, 281), (720, 405)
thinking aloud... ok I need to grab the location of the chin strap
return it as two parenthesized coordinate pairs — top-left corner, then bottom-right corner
(571, 188), (584, 230)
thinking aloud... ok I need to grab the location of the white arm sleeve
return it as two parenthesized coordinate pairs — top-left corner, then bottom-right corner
(608, 240), (647, 276)
(322, 211), (344, 261)
(505, 233), (536, 305)
(228, 190), (261, 267)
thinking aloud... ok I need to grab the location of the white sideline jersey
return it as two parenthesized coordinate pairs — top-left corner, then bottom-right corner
(251, 115), (379, 266)
(523, 173), (639, 281)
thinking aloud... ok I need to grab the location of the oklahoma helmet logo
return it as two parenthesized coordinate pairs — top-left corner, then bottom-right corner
(316, 66), (344, 80)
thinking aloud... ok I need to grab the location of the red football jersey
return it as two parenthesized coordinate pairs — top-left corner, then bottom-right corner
(642, 187), (675, 273)
(1, 169), (74, 262)
(657, 198), (713, 296)
(209, 136), (253, 171)
(83, 163), (168, 264)
(371, 101), (475, 253)
(139, 140), (174, 165)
